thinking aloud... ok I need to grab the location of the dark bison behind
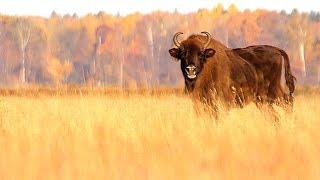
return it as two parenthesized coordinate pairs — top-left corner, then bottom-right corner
(168, 32), (296, 116)
(233, 45), (296, 106)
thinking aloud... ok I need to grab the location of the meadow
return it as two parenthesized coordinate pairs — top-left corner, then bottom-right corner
(0, 87), (320, 179)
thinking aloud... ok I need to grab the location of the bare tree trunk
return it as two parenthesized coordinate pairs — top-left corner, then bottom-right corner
(82, 65), (86, 84)
(318, 65), (320, 86)
(299, 42), (306, 78)
(4, 61), (7, 84)
(142, 67), (149, 89)
(298, 26), (307, 79)
(120, 51), (124, 89)
(97, 37), (101, 85)
(21, 48), (26, 83)
(93, 59), (96, 76)
(91, 36), (102, 86)
(225, 30), (229, 48)
(156, 45), (161, 85)
(16, 20), (31, 84)
(101, 57), (106, 86)
(147, 27), (154, 86)
(97, 36), (106, 86)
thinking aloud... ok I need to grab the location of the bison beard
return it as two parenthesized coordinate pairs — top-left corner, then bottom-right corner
(169, 32), (296, 118)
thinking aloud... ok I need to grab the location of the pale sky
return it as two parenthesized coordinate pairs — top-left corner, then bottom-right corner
(0, 0), (319, 17)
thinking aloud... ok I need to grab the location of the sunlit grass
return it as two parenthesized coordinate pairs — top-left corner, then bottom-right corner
(0, 88), (319, 179)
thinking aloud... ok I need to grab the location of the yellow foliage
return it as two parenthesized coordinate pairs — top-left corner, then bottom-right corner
(120, 13), (142, 37)
(47, 57), (73, 85)
(228, 4), (239, 14)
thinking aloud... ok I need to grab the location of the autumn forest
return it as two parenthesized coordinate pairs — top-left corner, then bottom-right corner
(0, 4), (320, 87)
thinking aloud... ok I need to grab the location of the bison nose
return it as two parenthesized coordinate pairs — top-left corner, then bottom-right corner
(186, 65), (197, 74)
(186, 65), (196, 73)
(185, 65), (197, 79)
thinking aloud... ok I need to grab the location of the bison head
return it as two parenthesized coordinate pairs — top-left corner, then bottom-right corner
(169, 32), (215, 82)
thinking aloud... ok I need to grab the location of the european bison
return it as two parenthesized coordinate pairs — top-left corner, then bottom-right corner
(169, 32), (259, 114)
(168, 32), (296, 116)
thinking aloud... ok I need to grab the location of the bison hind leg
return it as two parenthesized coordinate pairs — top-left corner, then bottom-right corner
(273, 95), (294, 113)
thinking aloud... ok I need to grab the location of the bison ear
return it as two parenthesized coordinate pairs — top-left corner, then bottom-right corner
(169, 48), (180, 60)
(204, 48), (215, 58)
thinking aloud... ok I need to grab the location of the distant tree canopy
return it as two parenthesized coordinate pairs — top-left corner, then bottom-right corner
(0, 5), (320, 87)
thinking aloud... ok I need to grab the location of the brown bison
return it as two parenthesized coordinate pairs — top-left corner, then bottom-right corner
(168, 32), (295, 115)
(169, 32), (259, 113)
(232, 45), (296, 106)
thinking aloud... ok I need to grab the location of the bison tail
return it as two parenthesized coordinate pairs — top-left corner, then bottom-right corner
(279, 50), (296, 95)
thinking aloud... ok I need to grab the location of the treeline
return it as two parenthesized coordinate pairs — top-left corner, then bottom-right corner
(0, 4), (320, 87)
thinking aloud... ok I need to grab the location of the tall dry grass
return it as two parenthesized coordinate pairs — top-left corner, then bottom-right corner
(0, 89), (319, 179)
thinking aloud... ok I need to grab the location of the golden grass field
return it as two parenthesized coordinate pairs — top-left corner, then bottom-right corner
(0, 87), (319, 179)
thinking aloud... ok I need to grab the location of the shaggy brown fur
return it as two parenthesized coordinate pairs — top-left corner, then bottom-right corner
(169, 32), (296, 116)
(169, 34), (259, 113)
(233, 45), (296, 106)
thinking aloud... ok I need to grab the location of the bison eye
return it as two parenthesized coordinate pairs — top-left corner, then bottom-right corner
(180, 52), (186, 60)
(199, 52), (205, 60)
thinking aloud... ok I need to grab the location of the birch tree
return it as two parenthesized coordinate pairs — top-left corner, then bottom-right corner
(0, 22), (7, 83)
(119, 35), (124, 89)
(12, 18), (33, 83)
(93, 24), (110, 84)
(288, 10), (313, 79)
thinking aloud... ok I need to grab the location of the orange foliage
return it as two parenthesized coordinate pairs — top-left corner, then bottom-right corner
(0, 5), (320, 86)
(47, 57), (73, 85)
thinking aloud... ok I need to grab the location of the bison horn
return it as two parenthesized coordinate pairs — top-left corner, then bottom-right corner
(173, 32), (183, 47)
(201, 31), (211, 49)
